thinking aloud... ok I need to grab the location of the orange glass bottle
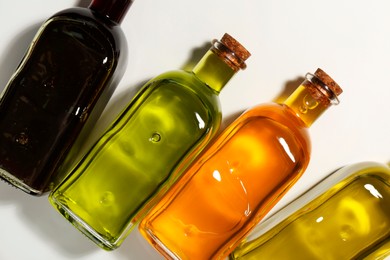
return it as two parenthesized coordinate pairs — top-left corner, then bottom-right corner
(139, 68), (343, 259)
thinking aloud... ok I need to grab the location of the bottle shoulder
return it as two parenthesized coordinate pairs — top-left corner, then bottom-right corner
(109, 70), (222, 135)
(50, 7), (117, 27)
(241, 103), (301, 120)
(149, 70), (212, 88)
(39, 7), (127, 67)
(143, 70), (221, 110)
(329, 161), (390, 184)
(47, 7), (126, 47)
(240, 103), (309, 136)
(220, 102), (311, 160)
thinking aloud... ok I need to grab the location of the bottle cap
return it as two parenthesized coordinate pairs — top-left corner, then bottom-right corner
(89, 0), (134, 24)
(304, 68), (343, 106)
(212, 33), (251, 71)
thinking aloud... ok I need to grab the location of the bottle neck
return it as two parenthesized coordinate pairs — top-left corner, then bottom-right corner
(284, 85), (327, 127)
(89, 0), (133, 24)
(284, 69), (342, 128)
(192, 50), (237, 94)
(191, 34), (250, 94)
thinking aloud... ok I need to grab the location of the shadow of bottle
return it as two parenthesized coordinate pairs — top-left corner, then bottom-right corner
(75, 0), (91, 8)
(0, 0), (96, 92)
(273, 76), (305, 104)
(0, 23), (41, 94)
(180, 41), (211, 71)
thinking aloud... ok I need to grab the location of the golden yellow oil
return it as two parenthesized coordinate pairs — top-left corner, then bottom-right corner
(231, 174), (390, 259)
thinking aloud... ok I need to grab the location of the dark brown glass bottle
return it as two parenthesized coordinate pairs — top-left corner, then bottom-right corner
(0, 0), (133, 195)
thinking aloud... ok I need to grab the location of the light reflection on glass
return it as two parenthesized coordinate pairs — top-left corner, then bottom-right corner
(278, 137), (295, 163)
(75, 107), (81, 116)
(195, 112), (205, 129)
(213, 170), (221, 182)
(364, 184), (383, 199)
(316, 216), (324, 223)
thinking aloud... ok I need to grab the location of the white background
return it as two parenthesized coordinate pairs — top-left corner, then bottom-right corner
(0, 0), (389, 259)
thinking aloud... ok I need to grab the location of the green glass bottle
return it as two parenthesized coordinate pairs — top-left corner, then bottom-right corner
(49, 33), (250, 250)
(230, 162), (390, 260)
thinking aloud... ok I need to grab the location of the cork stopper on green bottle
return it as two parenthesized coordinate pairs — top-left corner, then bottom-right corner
(211, 33), (251, 71)
(192, 33), (251, 93)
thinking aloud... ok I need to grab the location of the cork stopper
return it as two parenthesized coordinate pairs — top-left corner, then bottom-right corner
(303, 68), (343, 107)
(211, 33), (251, 71)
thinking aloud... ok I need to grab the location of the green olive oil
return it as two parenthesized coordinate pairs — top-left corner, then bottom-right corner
(49, 34), (250, 250)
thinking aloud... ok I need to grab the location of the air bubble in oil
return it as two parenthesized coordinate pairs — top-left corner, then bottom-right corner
(340, 224), (353, 241)
(15, 132), (29, 145)
(299, 95), (318, 114)
(100, 191), (115, 205)
(149, 132), (161, 143)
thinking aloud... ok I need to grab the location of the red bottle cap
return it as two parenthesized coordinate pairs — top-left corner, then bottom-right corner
(89, 0), (134, 24)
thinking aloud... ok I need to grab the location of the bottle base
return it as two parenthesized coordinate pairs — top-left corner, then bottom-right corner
(0, 168), (42, 195)
(141, 227), (180, 260)
(49, 195), (122, 251)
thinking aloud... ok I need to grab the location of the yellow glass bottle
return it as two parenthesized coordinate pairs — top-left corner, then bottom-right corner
(139, 68), (343, 259)
(230, 162), (390, 260)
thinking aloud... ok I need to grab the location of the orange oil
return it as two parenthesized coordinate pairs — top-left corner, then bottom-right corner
(140, 103), (311, 259)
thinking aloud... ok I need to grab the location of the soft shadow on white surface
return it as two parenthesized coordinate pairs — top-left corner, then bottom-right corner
(1, 0), (390, 259)
(76, 0), (91, 8)
(272, 76), (305, 104)
(180, 41), (211, 71)
(0, 183), (163, 259)
(0, 184), (98, 257)
(0, 22), (42, 94)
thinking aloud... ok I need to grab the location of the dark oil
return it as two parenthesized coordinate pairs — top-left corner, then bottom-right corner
(0, 9), (126, 194)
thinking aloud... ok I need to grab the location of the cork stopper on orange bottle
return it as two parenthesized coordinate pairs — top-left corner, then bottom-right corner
(304, 68), (343, 107)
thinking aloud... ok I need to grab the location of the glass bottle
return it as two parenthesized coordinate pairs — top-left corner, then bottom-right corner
(230, 162), (390, 260)
(49, 33), (251, 250)
(0, 0), (133, 195)
(139, 68), (343, 259)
